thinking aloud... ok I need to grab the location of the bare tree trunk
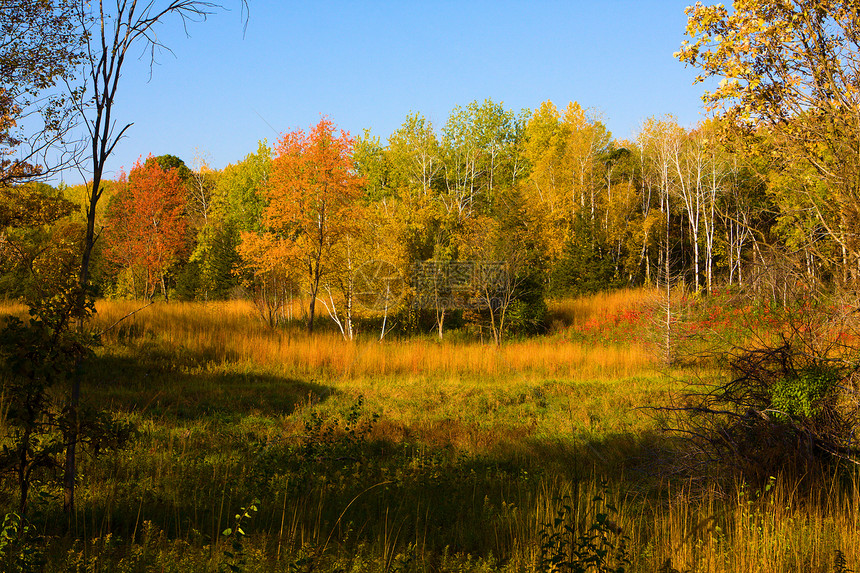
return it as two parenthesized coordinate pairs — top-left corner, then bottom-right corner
(308, 252), (322, 334)
(664, 194), (672, 366)
(437, 308), (445, 340)
(63, 0), (240, 515)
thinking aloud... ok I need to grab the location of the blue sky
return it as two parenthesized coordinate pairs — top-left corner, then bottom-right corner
(69, 1), (711, 183)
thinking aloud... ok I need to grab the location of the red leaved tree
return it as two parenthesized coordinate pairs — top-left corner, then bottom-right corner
(241, 117), (364, 333)
(104, 156), (187, 299)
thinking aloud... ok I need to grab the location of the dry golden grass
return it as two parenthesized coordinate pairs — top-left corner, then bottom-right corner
(88, 298), (659, 381)
(640, 473), (860, 573)
(0, 300), (26, 316)
(4, 294), (860, 572)
(547, 287), (661, 330)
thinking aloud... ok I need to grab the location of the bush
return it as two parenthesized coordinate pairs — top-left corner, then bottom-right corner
(662, 294), (860, 486)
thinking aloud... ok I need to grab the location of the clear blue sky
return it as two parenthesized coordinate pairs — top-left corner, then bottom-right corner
(68, 1), (710, 183)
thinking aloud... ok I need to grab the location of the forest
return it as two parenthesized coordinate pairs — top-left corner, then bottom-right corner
(3, 1), (860, 572)
(3, 102), (839, 337)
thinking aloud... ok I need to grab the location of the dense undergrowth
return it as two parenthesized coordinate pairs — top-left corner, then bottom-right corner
(1, 289), (859, 572)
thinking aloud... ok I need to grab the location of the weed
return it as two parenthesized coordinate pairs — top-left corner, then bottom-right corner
(219, 499), (259, 573)
(538, 482), (631, 573)
(0, 512), (44, 573)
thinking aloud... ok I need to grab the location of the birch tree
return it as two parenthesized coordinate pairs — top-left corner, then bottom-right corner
(677, 0), (860, 283)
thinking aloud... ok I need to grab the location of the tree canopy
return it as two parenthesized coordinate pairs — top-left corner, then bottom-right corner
(677, 0), (860, 282)
(0, 0), (82, 186)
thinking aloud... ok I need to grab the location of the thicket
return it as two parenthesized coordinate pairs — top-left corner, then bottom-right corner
(658, 290), (860, 492)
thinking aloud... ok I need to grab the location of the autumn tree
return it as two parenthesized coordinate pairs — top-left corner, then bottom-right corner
(103, 157), (187, 299)
(385, 113), (445, 263)
(142, 154), (205, 299)
(441, 103), (484, 221)
(354, 130), (393, 202)
(245, 118), (364, 334)
(212, 142), (271, 282)
(388, 112), (441, 199)
(524, 102), (563, 210)
(316, 205), (368, 341)
(560, 102), (612, 220)
(215, 141), (271, 235)
(677, 0), (860, 284)
(236, 229), (296, 327)
(456, 188), (549, 345)
(355, 203), (411, 340)
(602, 143), (645, 285)
(521, 100), (618, 288)
(438, 99), (526, 222)
(522, 101), (567, 270)
(207, 142), (277, 313)
(0, 183), (78, 301)
(669, 122), (707, 292)
(188, 151), (216, 225)
(0, 0), (84, 187)
(721, 151), (766, 287)
(637, 116), (685, 284)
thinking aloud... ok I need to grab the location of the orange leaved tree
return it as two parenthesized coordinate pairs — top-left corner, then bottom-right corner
(104, 156), (187, 299)
(247, 118), (364, 333)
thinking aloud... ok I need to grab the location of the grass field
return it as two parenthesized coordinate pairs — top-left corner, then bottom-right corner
(1, 289), (859, 572)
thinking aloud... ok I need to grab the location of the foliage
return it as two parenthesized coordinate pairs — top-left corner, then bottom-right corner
(538, 485), (631, 573)
(0, 183), (78, 301)
(387, 112), (441, 198)
(215, 140), (272, 234)
(0, 0), (83, 186)
(219, 499), (259, 573)
(240, 118), (364, 332)
(0, 182), (74, 229)
(103, 156), (188, 299)
(190, 141), (272, 301)
(553, 212), (623, 297)
(439, 98), (527, 219)
(769, 365), (839, 421)
(0, 309), (131, 514)
(0, 512), (44, 573)
(184, 223), (239, 300)
(676, 0), (860, 282)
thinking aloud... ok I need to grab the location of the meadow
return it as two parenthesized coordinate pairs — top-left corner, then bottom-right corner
(1, 289), (859, 572)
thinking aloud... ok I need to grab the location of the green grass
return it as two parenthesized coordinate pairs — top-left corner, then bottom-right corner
(2, 292), (860, 572)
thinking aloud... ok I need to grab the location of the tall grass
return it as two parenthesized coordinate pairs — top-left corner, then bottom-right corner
(90, 299), (658, 381)
(1, 292), (859, 571)
(547, 288), (661, 329)
(640, 471), (860, 572)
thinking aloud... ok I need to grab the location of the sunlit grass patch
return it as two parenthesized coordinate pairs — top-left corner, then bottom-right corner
(548, 288), (660, 329)
(90, 298), (661, 382)
(5, 290), (858, 571)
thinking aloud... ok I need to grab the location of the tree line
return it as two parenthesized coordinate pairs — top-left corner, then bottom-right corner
(1, 97), (847, 339)
(5, 0), (860, 345)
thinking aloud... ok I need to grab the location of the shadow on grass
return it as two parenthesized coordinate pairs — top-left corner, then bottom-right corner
(59, 427), (689, 562)
(79, 347), (335, 422)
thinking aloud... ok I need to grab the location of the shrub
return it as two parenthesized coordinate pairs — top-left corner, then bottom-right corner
(662, 294), (860, 486)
